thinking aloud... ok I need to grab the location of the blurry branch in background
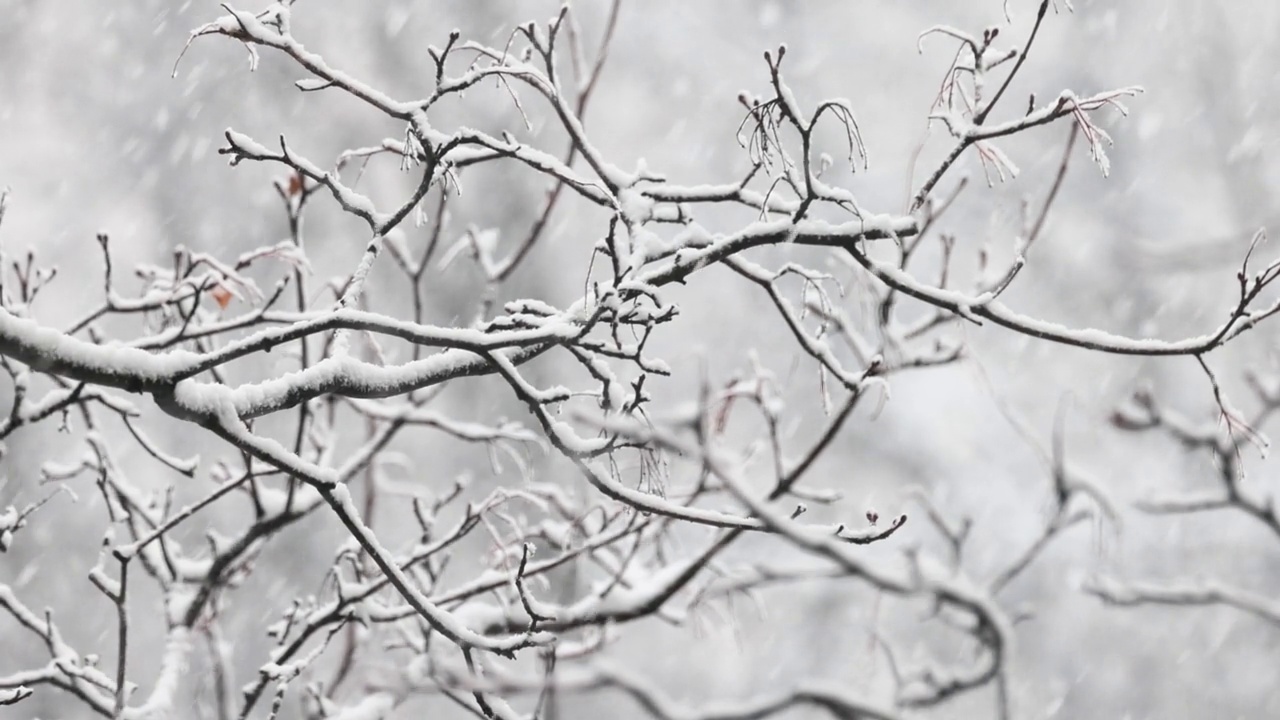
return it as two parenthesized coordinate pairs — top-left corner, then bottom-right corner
(1088, 576), (1280, 628)
(0, 1), (1275, 719)
(1087, 365), (1280, 622)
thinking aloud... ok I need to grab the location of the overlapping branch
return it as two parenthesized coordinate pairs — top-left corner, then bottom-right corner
(0, 3), (1273, 720)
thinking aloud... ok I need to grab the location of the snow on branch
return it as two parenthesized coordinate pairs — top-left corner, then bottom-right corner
(0, 2), (1274, 719)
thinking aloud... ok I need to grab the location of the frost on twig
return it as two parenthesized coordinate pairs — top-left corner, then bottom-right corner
(0, 2), (1275, 719)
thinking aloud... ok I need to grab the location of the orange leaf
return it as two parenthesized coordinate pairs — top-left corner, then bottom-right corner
(211, 284), (234, 309)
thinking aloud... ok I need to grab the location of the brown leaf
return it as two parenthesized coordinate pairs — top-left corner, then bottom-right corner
(211, 283), (234, 309)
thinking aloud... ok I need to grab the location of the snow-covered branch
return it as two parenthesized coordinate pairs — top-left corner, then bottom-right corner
(2, 2), (1274, 719)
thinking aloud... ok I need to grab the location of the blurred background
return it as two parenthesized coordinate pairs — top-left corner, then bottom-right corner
(2, 0), (1279, 717)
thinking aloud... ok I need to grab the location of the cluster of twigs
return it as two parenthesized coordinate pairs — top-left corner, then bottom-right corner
(0, 2), (1276, 719)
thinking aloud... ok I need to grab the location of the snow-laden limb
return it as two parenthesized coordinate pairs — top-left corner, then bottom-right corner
(639, 215), (920, 287)
(0, 687), (33, 706)
(182, 4), (415, 118)
(0, 303), (570, 417)
(942, 87), (1142, 147)
(221, 129), (392, 230)
(842, 243), (1280, 356)
(0, 307), (197, 392)
(170, 306), (576, 375)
